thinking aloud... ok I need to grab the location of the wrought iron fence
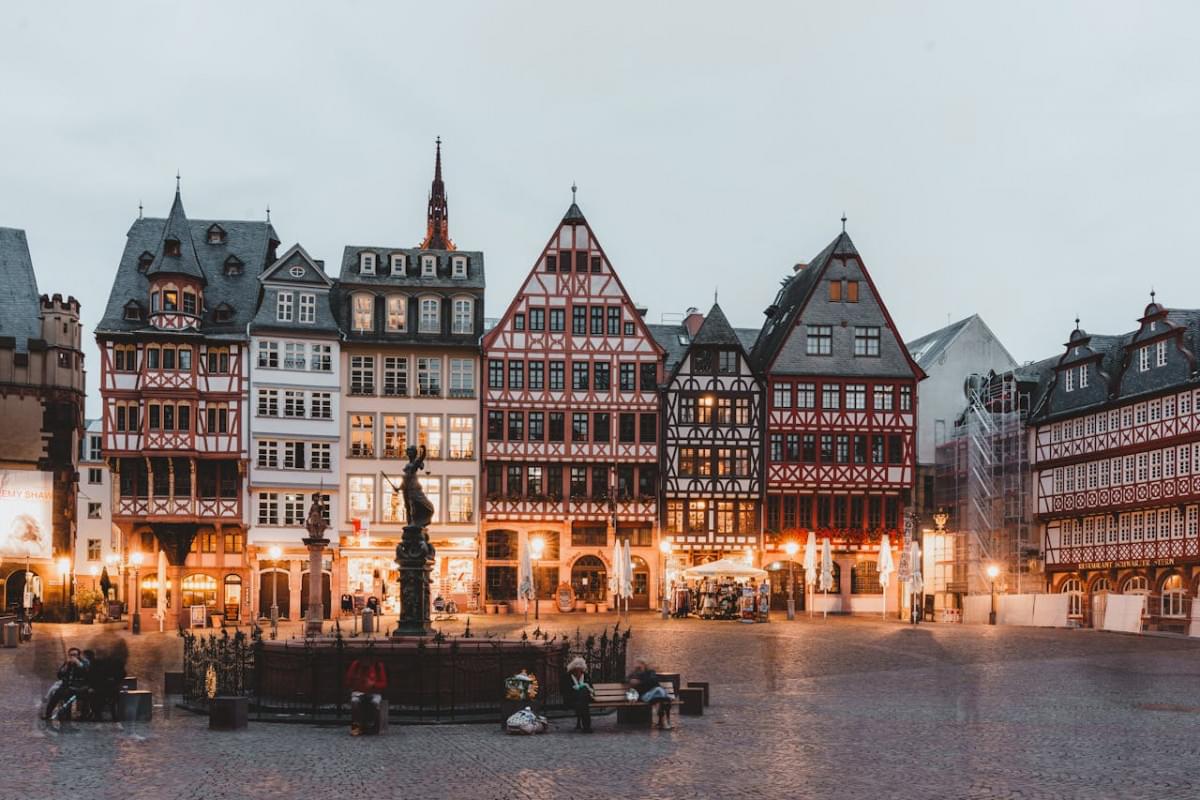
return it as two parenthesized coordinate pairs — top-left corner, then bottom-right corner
(179, 622), (630, 724)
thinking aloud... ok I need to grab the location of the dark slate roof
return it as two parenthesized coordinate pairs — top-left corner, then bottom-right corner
(145, 189), (206, 282)
(691, 303), (741, 346)
(647, 323), (691, 375)
(734, 328), (758, 353)
(250, 244), (339, 337)
(1027, 309), (1200, 423)
(0, 227), (44, 351)
(337, 246), (485, 289)
(906, 315), (976, 369)
(97, 209), (280, 337)
(562, 202), (587, 224)
(749, 233), (853, 370)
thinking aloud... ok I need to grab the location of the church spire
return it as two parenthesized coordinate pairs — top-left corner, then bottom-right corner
(420, 137), (455, 250)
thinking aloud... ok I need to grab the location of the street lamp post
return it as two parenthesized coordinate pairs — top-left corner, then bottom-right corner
(659, 538), (672, 619)
(268, 545), (282, 640)
(130, 551), (144, 634)
(530, 535), (545, 621)
(784, 541), (799, 621)
(57, 557), (72, 619)
(987, 564), (1000, 625)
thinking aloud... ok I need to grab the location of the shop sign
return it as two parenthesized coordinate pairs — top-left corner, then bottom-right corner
(1077, 558), (1176, 570)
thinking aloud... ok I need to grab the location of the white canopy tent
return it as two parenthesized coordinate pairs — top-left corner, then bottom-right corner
(681, 558), (767, 580)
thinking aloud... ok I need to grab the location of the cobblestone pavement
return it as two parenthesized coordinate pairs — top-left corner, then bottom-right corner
(4, 613), (1200, 800)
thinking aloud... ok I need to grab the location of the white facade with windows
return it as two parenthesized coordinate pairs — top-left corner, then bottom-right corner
(247, 245), (341, 619)
(73, 420), (118, 592)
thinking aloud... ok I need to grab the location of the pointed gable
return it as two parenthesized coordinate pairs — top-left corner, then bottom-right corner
(146, 188), (206, 283)
(260, 243), (332, 287)
(482, 201), (664, 360)
(752, 230), (923, 380)
(692, 303), (741, 347)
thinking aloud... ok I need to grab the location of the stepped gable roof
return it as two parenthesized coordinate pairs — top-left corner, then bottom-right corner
(749, 232), (854, 370)
(145, 188), (206, 282)
(0, 227), (44, 351)
(98, 209), (280, 337)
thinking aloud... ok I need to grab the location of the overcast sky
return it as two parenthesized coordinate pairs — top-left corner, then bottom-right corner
(3, 2), (1199, 416)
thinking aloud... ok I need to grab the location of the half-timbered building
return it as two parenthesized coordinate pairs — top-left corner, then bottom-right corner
(335, 142), (484, 614)
(751, 229), (922, 614)
(96, 184), (280, 629)
(1034, 298), (1200, 631)
(481, 198), (665, 611)
(247, 244), (339, 623)
(650, 304), (763, 567)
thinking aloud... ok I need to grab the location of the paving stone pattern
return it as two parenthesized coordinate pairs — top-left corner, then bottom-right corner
(3, 615), (1200, 800)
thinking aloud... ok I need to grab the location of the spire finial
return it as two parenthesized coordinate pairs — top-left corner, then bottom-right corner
(841, 212), (847, 233)
(1151, 286), (1156, 303)
(175, 170), (181, 193)
(1074, 314), (1080, 330)
(714, 287), (719, 304)
(266, 204), (271, 223)
(571, 182), (577, 203)
(138, 200), (143, 220)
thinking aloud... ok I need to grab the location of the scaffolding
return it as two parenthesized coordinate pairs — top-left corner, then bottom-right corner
(934, 370), (1036, 599)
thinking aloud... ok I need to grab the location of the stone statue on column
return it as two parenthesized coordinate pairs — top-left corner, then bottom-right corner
(394, 445), (435, 636)
(302, 492), (329, 638)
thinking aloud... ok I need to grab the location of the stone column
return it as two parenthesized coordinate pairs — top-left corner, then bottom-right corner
(394, 523), (433, 637)
(288, 559), (302, 621)
(303, 536), (328, 638)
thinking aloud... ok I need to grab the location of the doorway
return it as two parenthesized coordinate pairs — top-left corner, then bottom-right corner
(223, 575), (242, 621)
(766, 561), (805, 611)
(629, 557), (650, 609)
(258, 569), (290, 619)
(300, 571), (332, 620)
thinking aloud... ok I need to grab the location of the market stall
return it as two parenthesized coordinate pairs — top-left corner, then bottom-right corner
(679, 559), (769, 621)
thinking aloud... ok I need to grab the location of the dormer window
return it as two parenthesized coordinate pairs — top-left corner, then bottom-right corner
(452, 256), (467, 279)
(123, 301), (143, 321)
(1156, 340), (1168, 367)
(137, 251), (154, 273)
(390, 254), (406, 275)
(1064, 369), (1074, 392)
(182, 291), (198, 315)
(421, 255), (436, 277)
(1079, 364), (1089, 388)
(1138, 346), (1150, 373)
(206, 224), (226, 244)
(223, 255), (244, 276)
(360, 252), (376, 275)
(214, 303), (235, 323)
(165, 238), (181, 257)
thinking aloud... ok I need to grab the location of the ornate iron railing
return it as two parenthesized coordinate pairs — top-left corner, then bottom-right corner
(179, 622), (630, 724)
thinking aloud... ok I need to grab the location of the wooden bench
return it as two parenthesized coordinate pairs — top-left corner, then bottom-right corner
(590, 682), (680, 726)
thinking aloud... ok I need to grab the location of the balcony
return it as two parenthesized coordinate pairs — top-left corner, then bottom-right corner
(115, 496), (240, 520)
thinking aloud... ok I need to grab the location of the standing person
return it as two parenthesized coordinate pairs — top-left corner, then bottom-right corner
(628, 657), (672, 729)
(566, 657), (594, 733)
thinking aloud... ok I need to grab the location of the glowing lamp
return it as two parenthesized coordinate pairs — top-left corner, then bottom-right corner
(785, 541), (799, 557)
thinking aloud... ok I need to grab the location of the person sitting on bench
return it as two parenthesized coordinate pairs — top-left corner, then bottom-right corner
(628, 657), (672, 730)
(566, 657), (594, 733)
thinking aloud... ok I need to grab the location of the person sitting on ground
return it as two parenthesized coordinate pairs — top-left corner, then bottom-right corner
(628, 657), (672, 729)
(566, 657), (594, 733)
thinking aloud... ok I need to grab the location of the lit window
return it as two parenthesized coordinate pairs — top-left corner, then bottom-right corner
(350, 414), (375, 457)
(386, 295), (406, 331)
(417, 415), (442, 459)
(352, 294), (374, 332)
(447, 477), (474, 522)
(347, 476), (374, 522)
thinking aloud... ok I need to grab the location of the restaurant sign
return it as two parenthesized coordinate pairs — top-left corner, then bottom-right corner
(1077, 559), (1175, 570)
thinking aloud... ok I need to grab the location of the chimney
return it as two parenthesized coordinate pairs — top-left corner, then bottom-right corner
(793, 263), (807, 273)
(684, 307), (704, 337)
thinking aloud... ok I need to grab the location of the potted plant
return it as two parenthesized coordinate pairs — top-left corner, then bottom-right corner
(75, 588), (104, 624)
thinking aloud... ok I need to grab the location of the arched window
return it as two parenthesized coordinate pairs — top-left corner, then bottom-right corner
(386, 295), (406, 331)
(1161, 574), (1187, 618)
(1091, 577), (1111, 594)
(1061, 577), (1083, 617)
(352, 293), (374, 332)
(851, 560), (881, 594)
(419, 297), (441, 333)
(572, 555), (607, 602)
(485, 530), (516, 561)
(452, 297), (474, 334)
(1123, 575), (1148, 595)
(140, 573), (171, 609)
(181, 574), (218, 608)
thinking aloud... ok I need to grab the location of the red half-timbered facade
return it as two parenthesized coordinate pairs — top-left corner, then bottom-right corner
(96, 185), (280, 628)
(1033, 299), (1200, 630)
(750, 230), (922, 613)
(481, 200), (665, 610)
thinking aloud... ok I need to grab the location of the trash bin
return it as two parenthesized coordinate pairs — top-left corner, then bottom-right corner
(2, 622), (17, 648)
(361, 608), (374, 634)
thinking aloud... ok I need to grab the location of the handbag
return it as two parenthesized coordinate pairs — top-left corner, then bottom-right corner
(625, 688), (639, 702)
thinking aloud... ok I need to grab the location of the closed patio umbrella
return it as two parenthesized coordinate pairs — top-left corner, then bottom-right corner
(518, 536), (534, 622)
(909, 539), (923, 623)
(157, 549), (168, 632)
(620, 539), (634, 610)
(819, 538), (834, 619)
(877, 534), (895, 620)
(803, 531), (817, 617)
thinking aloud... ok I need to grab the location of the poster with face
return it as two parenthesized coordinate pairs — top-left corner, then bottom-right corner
(0, 470), (53, 560)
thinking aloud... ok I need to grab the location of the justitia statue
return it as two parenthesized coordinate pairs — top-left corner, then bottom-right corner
(393, 445), (435, 636)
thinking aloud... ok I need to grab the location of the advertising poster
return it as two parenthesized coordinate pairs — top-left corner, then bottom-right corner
(0, 470), (54, 560)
